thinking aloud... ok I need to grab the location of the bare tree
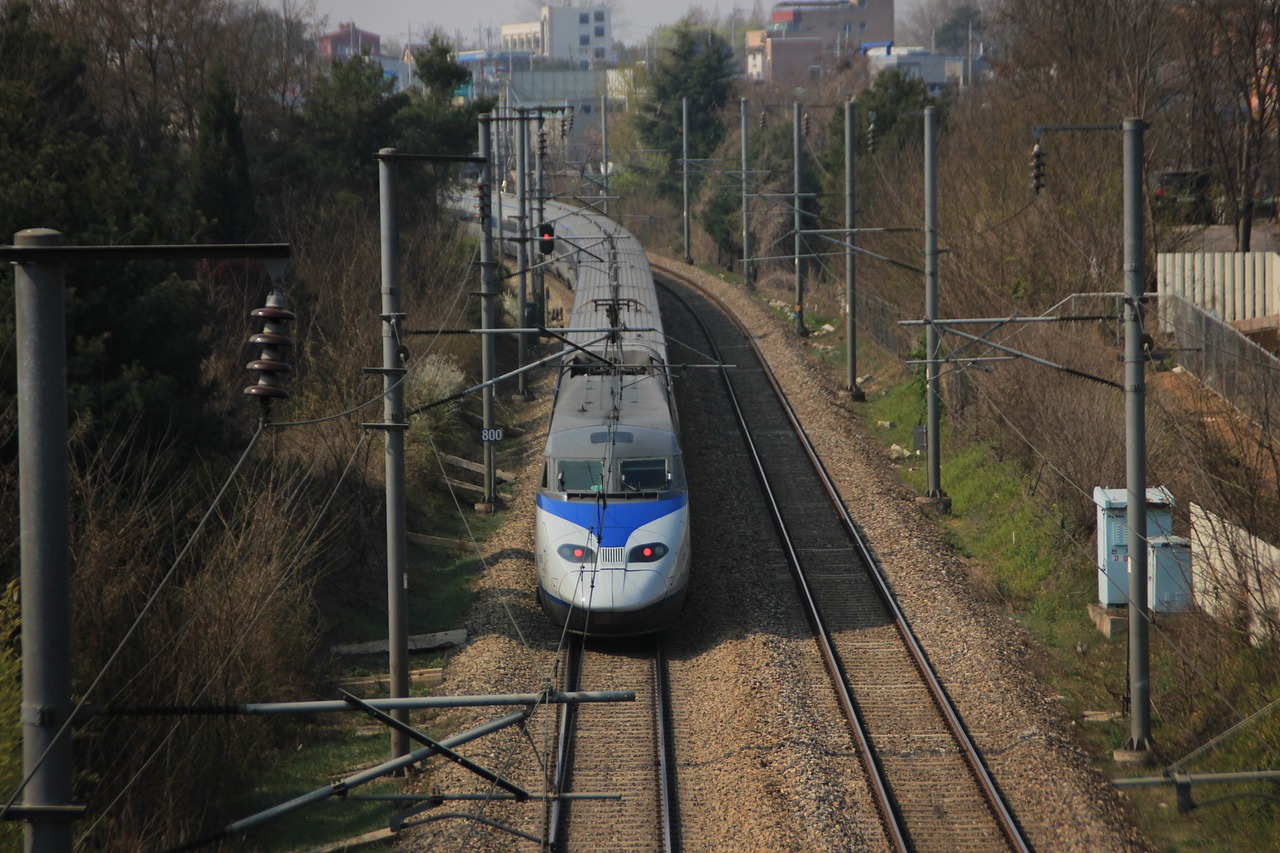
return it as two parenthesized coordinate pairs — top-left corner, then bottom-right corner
(1177, 0), (1280, 249)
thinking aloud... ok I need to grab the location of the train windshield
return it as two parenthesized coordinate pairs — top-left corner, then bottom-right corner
(619, 458), (668, 491)
(557, 459), (604, 492)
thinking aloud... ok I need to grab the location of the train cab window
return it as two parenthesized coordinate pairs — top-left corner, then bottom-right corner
(557, 459), (603, 492)
(619, 458), (669, 492)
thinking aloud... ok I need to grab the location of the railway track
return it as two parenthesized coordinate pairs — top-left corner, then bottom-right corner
(548, 634), (677, 852)
(654, 261), (1031, 853)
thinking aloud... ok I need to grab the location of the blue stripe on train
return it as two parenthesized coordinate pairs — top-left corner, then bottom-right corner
(537, 493), (687, 547)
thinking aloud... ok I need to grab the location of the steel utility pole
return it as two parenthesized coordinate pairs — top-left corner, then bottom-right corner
(600, 94), (609, 217)
(535, 110), (547, 329)
(478, 120), (499, 510)
(376, 150), (411, 762)
(1119, 116), (1152, 760)
(682, 97), (692, 264)
(845, 99), (864, 400)
(923, 107), (947, 505)
(515, 109), (530, 399)
(15, 228), (74, 853)
(793, 102), (807, 337)
(741, 97), (752, 287)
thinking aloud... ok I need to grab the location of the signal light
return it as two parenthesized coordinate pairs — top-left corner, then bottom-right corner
(1031, 143), (1045, 195)
(538, 222), (555, 255)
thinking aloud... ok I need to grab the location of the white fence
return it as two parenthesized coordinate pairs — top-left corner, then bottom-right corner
(1157, 251), (1279, 324)
(1191, 503), (1280, 642)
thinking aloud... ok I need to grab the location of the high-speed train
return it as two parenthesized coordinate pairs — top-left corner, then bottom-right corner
(526, 199), (691, 636)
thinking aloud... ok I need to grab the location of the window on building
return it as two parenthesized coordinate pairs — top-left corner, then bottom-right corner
(580, 12), (589, 23)
(594, 47), (605, 58)
(858, 0), (867, 7)
(594, 25), (604, 37)
(594, 10), (604, 21)
(859, 20), (868, 32)
(580, 34), (590, 45)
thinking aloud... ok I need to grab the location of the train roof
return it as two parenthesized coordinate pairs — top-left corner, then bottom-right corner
(544, 422), (681, 459)
(541, 200), (667, 363)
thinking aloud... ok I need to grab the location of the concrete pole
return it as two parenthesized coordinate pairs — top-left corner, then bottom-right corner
(741, 97), (752, 288)
(793, 102), (806, 336)
(535, 110), (547, 330)
(601, 94), (609, 217)
(1120, 116), (1153, 758)
(493, 105), (504, 275)
(377, 152), (410, 763)
(682, 96), (692, 264)
(924, 107), (946, 502)
(845, 100), (864, 400)
(15, 228), (74, 853)
(515, 110), (530, 398)
(479, 119), (499, 509)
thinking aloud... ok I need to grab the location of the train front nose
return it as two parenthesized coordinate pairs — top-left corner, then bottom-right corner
(557, 567), (667, 612)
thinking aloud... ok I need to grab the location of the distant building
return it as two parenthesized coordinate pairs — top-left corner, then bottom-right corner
(863, 44), (989, 95)
(318, 22), (380, 60)
(746, 0), (894, 82)
(500, 5), (613, 66)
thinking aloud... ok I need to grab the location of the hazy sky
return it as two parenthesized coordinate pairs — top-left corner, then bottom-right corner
(310, 1), (778, 46)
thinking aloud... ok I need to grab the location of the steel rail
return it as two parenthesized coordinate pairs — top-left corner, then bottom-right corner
(654, 634), (679, 853)
(653, 270), (908, 853)
(654, 259), (1031, 853)
(547, 636), (678, 851)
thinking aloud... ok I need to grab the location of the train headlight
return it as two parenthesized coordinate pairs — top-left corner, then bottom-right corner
(557, 543), (595, 563)
(627, 542), (668, 562)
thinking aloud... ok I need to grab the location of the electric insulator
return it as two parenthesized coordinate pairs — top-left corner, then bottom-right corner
(867, 122), (876, 154)
(1031, 143), (1046, 196)
(477, 181), (491, 222)
(760, 109), (766, 129)
(244, 289), (294, 404)
(560, 116), (569, 139)
(803, 113), (811, 137)
(538, 128), (547, 158)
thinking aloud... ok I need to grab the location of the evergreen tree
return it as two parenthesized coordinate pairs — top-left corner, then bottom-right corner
(191, 63), (256, 241)
(635, 23), (735, 198)
(300, 55), (408, 195)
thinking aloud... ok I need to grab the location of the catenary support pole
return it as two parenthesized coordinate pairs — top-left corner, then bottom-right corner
(1119, 116), (1152, 758)
(793, 102), (806, 336)
(492, 105), (504, 280)
(601, 94), (609, 217)
(923, 107), (947, 504)
(535, 110), (547, 331)
(479, 119), (498, 509)
(515, 109), (530, 398)
(682, 97), (692, 264)
(377, 151), (411, 763)
(845, 99), (864, 400)
(15, 228), (74, 853)
(741, 97), (752, 288)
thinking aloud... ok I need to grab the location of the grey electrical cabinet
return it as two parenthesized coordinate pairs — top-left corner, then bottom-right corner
(1093, 486), (1175, 607)
(1148, 535), (1193, 613)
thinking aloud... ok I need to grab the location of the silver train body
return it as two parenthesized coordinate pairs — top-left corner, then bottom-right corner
(525, 198), (691, 636)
